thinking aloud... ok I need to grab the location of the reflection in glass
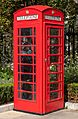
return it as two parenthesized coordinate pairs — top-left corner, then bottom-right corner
(50, 92), (58, 100)
(21, 56), (32, 64)
(21, 46), (32, 54)
(49, 74), (58, 82)
(19, 28), (32, 36)
(21, 37), (32, 45)
(50, 38), (58, 44)
(21, 65), (32, 73)
(21, 83), (32, 91)
(50, 28), (59, 35)
(50, 83), (58, 91)
(50, 65), (58, 72)
(21, 74), (33, 82)
(50, 56), (58, 63)
(50, 46), (59, 54)
(22, 92), (32, 100)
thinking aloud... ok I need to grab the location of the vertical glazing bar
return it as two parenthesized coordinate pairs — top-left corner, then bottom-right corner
(32, 27), (34, 100)
(47, 27), (50, 102)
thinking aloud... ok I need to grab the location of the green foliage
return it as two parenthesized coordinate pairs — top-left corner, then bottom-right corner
(0, 65), (13, 84)
(68, 83), (78, 102)
(64, 58), (78, 85)
(48, 0), (77, 25)
(0, 83), (13, 105)
(64, 56), (78, 101)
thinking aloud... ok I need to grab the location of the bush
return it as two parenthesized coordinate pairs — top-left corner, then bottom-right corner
(64, 58), (78, 101)
(68, 83), (78, 103)
(64, 60), (78, 85)
(0, 83), (13, 105)
(0, 65), (13, 84)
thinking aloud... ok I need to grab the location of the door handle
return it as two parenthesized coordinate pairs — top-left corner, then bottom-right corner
(44, 58), (47, 62)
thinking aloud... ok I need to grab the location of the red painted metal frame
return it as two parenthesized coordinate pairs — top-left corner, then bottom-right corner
(13, 5), (64, 114)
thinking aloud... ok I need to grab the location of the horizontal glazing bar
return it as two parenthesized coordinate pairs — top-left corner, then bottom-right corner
(47, 81), (63, 84)
(48, 71), (62, 74)
(48, 45), (62, 47)
(50, 62), (62, 65)
(18, 45), (36, 47)
(18, 63), (36, 66)
(48, 36), (61, 38)
(18, 81), (36, 84)
(17, 35), (36, 38)
(18, 72), (36, 75)
(48, 89), (62, 93)
(18, 90), (36, 94)
(18, 54), (36, 56)
(48, 54), (62, 56)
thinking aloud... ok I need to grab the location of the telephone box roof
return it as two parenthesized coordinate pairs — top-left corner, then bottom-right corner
(26, 5), (51, 11)
(14, 5), (52, 14)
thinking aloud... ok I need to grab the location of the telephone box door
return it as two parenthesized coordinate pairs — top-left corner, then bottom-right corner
(45, 25), (64, 113)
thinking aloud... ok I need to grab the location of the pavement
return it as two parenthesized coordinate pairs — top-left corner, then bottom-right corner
(0, 109), (78, 119)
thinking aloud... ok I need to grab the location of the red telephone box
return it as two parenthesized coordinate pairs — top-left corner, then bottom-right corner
(13, 5), (64, 114)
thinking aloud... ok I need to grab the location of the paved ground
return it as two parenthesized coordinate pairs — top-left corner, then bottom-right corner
(0, 109), (78, 119)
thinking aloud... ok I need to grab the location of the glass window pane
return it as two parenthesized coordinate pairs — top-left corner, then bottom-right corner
(34, 75), (36, 82)
(34, 28), (36, 35)
(22, 92), (32, 100)
(34, 46), (36, 54)
(21, 46), (32, 54)
(34, 66), (36, 73)
(21, 56), (32, 64)
(18, 82), (20, 90)
(21, 74), (33, 82)
(34, 37), (36, 45)
(18, 74), (20, 81)
(18, 65), (20, 72)
(50, 56), (58, 63)
(50, 38), (58, 44)
(21, 83), (33, 91)
(34, 56), (36, 64)
(21, 37), (32, 45)
(50, 46), (59, 54)
(34, 94), (36, 100)
(50, 28), (59, 36)
(50, 92), (58, 100)
(50, 83), (58, 91)
(21, 65), (33, 73)
(34, 84), (36, 92)
(18, 92), (20, 98)
(49, 74), (58, 82)
(19, 28), (32, 36)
